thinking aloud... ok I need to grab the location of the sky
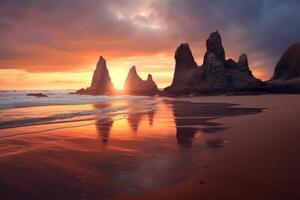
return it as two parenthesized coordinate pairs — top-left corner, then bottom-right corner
(0, 0), (300, 90)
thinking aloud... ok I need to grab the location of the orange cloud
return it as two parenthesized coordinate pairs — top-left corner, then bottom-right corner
(1, 0), (295, 89)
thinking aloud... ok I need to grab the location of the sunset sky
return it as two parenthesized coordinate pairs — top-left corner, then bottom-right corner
(0, 0), (300, 90)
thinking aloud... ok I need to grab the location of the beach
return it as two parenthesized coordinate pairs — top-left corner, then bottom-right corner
(0, 91), (299, 200)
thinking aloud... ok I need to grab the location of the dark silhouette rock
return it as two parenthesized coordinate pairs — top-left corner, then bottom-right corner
(76, 56), (114, 95)
(124, 66), (160, 95)
(199, 32), (261, 93)
(265, 42), (300, 93)
(272, 42), (300, 80)
(164, 43), (199, 93)
(163, 31), (261, 95)
(73, 88), (85, 95)
(238, 53), (249, 69)
(27, 93), (48, 98)
(204, 31), (225, 62)
(90, 56), (114, 90)
(175, 43), (198, 68)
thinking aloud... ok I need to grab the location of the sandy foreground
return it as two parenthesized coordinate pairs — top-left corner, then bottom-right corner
(0, 95), (299, 200)
(121, 95), (300, 200)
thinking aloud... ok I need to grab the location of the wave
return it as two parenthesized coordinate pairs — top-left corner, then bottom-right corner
(0, 90), (150, 109)
(0, 90), (156, 130)
(0, 105), (129, 129)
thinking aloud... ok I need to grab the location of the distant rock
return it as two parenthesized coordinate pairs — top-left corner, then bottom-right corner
(124, 66), (160, 95)
(164, 43), (199, 93)
(164, 31), (262, 95)
(27, 93), (48, 98)
(238, 53), (249, 70)
(272, 42), (300, 80)
(76, 56), (114, 95)
(266, 42), (300, 93)
(204, 31), (225, 62)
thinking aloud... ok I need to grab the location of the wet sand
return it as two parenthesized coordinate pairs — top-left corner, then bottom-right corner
(0, 95), (299, 200)
(122, 95), (300, 200)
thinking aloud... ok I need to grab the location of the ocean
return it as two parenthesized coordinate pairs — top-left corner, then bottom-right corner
(0, 90), (154, 132)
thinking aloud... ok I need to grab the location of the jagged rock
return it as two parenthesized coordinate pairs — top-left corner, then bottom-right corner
(27, 93), (48, 98)
(238, 53), (249, 70)
(266, 42), (300, 93)
(272, 42), (300, 80)
(163, 31), (262, 95)
(200, 32), (261, 92)
(164, 43), (199, 93)
(124, 66), (160, 95)
(146, 74), (159, 92)
(204, 31), (225, 62)
(76, 56), (114, 95)
(90, 56), (114, 92)
(73, 88), (85, 95)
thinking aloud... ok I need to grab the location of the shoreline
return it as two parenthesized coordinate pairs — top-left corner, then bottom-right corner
(0, 95), (299, 199)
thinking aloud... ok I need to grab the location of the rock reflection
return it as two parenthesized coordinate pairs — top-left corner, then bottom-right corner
(127, 113), (143, 132)
(126, 100), (157, 132)
(148, 110), (155, 126)
(93, 103), (114, 144)
(176, 127), (198, 148)
(167, 100), (263, 149)
(96, 118), (114, 144)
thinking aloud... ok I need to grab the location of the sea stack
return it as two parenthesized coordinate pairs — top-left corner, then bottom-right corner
(164, 31), (262, 95)
(272, 42), (300, 80)
(76, 56), (114, 95)
(267, 42), (300, 93)
(164, 43), (199, 93)
(124, 66), (160, 95)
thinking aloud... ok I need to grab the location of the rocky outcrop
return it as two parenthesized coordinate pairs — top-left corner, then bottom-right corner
(204, 31), (225, 62)
(238, 53), (249, 69)
(76, 56), (114, 95)
(272, 42), (300, 80)
(164, 43), (199, 93)
(27, 93), (48, 98)
(266, 42), (300, 93)
(164, 31), (262, 95)
(124, 66), (160, 95)
(90, 56), (114, 90)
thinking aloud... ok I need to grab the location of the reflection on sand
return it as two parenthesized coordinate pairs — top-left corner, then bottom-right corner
(94, 103), (114, 144)
(91, 100), (262, 149)
(0, 98), (263, 200)
(167, 100), (263, 149)
(96, 118), (114, 144)
(127, 113), (143, 132)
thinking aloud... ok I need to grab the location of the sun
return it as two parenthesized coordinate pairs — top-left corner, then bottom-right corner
(109, 67), (127, 90)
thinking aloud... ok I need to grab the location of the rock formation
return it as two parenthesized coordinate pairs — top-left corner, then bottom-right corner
(90, 56), (114, 91)
(164, 31), (262, 95)
(166, 43), (199, 92)
(74, 34), (300, 96)
(238, 53), (249, 69)
(124, 66), (160, 95)
(266, 42), (300, 93)
(76, 56), (114, 95)
(272, 42), (300, 80)
(204, 31), (225, 62)
(27, 93), (48, 98)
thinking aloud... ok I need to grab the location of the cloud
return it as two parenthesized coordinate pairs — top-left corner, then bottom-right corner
(151, 0), (300, 76)
(0, 0), (173, 72)
(0, 0), (299, 83)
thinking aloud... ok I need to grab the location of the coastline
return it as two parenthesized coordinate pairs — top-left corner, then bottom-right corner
(0, 95), (299, 199)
